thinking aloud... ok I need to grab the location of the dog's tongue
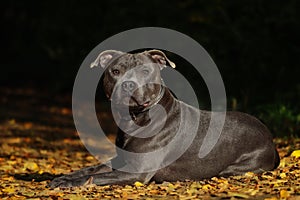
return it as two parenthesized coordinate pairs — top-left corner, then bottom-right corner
(143, 102), (150, 107)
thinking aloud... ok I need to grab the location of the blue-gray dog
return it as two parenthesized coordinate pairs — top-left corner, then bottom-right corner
(48, 49), (279, 188)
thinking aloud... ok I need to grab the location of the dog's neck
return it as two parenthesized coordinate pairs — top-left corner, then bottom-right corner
(121, 85), (165, 122)
(116, 87), (178, 145)
(140, 85), (165, 112)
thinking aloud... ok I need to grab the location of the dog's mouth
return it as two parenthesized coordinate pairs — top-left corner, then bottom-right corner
(110, 84), (164, 112)
(120, 95), (151, 109)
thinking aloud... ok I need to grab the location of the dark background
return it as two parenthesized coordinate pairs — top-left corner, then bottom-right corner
(1, 0), (299, 136)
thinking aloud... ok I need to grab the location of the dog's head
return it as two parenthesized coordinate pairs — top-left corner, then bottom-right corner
(91, 50), (175, 111)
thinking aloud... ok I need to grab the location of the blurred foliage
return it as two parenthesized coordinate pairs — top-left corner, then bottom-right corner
(256, 104), (300, 137)
(1, 0), (299, 136)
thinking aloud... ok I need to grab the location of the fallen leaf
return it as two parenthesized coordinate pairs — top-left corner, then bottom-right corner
(227, 192), (250, 199)
(24, 161), (39, 171)
(2, 187), (15, 194)
(134, 181), (144, 187)
(244, 172), (255, 177)
(291, 150), (300, 158)
(280, 172), (287, 179)
(280, 189), (290, 199)
(202, 184), (213, 190)
(264, 197), (278, 200)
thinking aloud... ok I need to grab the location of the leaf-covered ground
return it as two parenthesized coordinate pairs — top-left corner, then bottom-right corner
(1, 88), (300, 199)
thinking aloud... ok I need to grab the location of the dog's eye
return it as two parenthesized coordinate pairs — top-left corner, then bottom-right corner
(142, 69), (150, 75)
(112, 69), (120, 75)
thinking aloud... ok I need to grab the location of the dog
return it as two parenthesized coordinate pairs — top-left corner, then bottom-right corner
(48, 49), (279, 188)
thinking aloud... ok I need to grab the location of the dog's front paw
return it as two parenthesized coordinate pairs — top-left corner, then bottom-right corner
(47, 175), (93, 188)
(47, 175), (73, 188)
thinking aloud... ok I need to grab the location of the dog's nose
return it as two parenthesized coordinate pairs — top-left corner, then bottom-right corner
(122, 81), (137, 92)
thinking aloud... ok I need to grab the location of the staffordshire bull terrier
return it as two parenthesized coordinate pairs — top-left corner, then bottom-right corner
(48, 49), (279, 188)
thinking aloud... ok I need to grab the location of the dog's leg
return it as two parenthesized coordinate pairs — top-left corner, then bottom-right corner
(218, 147), (278, 177)
(48, 169), (156, 188)
(47, 161), (112, 188)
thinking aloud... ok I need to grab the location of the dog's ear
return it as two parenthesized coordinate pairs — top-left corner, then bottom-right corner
(90, 50), (124, 69)
(146, 49), (176, 69)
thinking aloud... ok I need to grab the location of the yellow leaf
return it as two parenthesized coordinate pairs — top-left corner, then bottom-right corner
(280, 190), (290, 199)
(217, 179), (229, 184)
(134, 181), (144, 187)
(122, 191), (128, 198)
(228, 192), (249, 199)
(186, 188), (198, 195)
(264, 197), (278, 200)
(7, 160), (17, 165)
(249, 189), (258, 196)
(2, 176), (14, 181)
(279, 158), (287, 167)
(62, 194), (87, 200)
(245, 172), (255, 177)
(202, 184), (213, 190)
(86, 156), (95, 161)
(2, 187), (15, 194)
(24, 161), (39, 171)
(168, 182), (175, 188)
(279, 173), (287, 179)
(291, 150), (300, 158)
